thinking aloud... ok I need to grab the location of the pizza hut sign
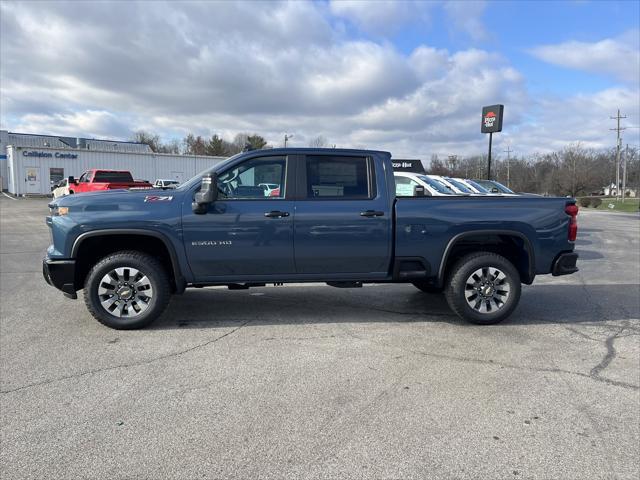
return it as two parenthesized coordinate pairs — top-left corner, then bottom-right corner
(481, 104), (504, 133)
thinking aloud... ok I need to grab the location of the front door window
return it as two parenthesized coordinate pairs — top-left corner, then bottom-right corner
(218, 156), (286, 199)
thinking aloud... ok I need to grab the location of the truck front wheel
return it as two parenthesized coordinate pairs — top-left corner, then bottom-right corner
(83, 251), (171, 329)
(444, 252), (521, 325)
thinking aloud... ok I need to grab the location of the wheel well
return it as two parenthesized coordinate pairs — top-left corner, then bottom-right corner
(74, 234), (178, 291)
(441, 234), (533, 285)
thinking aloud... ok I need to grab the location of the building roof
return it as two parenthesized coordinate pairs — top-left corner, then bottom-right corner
(0, 130), (152, 153)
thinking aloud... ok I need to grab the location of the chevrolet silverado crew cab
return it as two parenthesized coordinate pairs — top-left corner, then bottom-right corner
(43, 148), (579, 329)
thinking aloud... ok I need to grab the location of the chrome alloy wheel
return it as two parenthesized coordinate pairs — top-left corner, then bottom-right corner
(97, 267), (153, 318)
(464, 267), (511, 314)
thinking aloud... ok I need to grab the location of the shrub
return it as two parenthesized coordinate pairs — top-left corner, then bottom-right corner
(591, 197), (602, 208)
(578, 197), (591, 208)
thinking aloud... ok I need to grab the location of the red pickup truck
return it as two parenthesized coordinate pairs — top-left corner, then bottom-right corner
(68, 169), (153, 194)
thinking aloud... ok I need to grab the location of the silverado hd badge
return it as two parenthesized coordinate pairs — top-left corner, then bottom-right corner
(144, 195), (173, 202)
(191, 240), (233, 246)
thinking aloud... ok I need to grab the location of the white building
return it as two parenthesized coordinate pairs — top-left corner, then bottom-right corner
(602, 183), (637, 198)
(1, 130), (226, 196)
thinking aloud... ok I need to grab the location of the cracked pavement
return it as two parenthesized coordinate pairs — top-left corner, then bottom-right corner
(1, 197), (639, 479)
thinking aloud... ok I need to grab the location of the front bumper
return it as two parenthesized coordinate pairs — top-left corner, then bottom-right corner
(552, 252), (579, 276)
(43, 258), (78, 299)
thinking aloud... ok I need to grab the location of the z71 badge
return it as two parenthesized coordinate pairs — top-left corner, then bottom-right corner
(144, 195), (173, 202)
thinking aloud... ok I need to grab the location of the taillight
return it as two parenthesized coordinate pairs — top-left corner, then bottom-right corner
(565, 204), (578, 241)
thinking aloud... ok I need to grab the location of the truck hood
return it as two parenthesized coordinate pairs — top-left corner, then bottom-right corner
(51, 188), (181, 209)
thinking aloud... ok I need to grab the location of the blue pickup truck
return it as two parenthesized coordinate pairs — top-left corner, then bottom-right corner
(43, 148), (579, 329)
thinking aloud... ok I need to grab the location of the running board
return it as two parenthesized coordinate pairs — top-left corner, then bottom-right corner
(326, 281), (363, 288)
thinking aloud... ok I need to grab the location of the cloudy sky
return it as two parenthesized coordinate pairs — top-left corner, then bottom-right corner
(1, 0), (638, 158)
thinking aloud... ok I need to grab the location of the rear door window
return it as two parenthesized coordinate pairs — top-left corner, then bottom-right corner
(305, 155), (373, 199)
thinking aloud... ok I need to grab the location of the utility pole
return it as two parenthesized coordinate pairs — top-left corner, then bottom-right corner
(503, 145), (512, 188)
(622, 144), (629, 203)
(610, 109), (626, 198)
(284, 134), (293, 148)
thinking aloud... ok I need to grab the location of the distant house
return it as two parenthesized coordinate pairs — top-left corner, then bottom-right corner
(602, 183), (637, 197)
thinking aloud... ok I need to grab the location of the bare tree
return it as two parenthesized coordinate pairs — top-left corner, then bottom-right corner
(132, 130), (162, 153)
(309, 135), (329, 148)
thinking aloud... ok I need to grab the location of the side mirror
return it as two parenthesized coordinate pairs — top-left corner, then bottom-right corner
(192, 173), (218, 214)
(414, 185), (430, 197)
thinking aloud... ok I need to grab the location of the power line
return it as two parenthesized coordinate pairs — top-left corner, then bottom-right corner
(610, 109), (627, 198)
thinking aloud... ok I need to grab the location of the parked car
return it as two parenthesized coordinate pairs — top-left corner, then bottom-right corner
(44, 148), (579, 329)
(51, 178), (70, 198)
(259, 183), (281, 197)
(472, 179), (518, 195)
(67, 170), (153, 194)
(154, 179), (180, 189)
(425, 175), (468, 195)
(463, 179), (493, 194)
(443, 177), (481, 195)
(394, 172), (453, 196)
(452, 178), (486, 194)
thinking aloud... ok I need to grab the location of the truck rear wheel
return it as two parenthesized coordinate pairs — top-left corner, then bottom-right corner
(83, 251), (171, 329)
(444, 252), (521, 325)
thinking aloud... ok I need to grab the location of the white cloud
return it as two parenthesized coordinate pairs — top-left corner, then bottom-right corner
(0, 1), (637, 158)
(442, 1), (489, 42)
(329, 0), (432, 35)
(16, 111), (132, 139)
(505, 87), (640, 155)
(530, 30), (640, 84)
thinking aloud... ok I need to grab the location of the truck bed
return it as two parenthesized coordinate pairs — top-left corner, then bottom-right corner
(394, 195), (574, 277)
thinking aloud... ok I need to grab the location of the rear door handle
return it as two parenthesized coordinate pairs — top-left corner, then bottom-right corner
(264, 210), (290, 218)
(360, 210), (384, 217)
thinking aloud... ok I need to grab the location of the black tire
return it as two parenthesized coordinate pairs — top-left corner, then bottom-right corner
(411, 281), (444, 294)
(444, 252), (521, 325)
(83, 251), (171, 329)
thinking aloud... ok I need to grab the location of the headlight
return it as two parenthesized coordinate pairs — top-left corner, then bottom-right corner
(49, 205), (69, 216)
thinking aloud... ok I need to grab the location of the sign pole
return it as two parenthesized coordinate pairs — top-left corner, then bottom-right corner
(481, 104), (503, 181)
(487, 132), (493, 180)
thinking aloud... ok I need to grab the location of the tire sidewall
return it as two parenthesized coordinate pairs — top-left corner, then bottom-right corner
(446, 254), (521, 325)
(85, 254), (167, 329)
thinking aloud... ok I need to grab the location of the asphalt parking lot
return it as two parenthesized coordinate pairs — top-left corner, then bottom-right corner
(1, 196), (638, 479)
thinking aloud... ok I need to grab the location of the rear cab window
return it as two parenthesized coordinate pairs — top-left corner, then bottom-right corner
(94, 171), (134, 182)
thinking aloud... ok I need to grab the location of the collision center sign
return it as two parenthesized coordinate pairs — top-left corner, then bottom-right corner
(22, 150), (78, 159)
(481, 104), (504, 133)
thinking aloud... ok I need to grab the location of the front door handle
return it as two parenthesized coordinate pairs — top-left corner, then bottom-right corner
(360, 210), (384, 217)
(264, 210), (290, 218)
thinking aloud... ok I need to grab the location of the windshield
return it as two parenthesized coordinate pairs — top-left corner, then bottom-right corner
(492, 181), (515, 194)
(444, 177), (473, 194)
(474, 179), (515, 194)
(417, 175), (452, 194)
(465, 180), (490, 193)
